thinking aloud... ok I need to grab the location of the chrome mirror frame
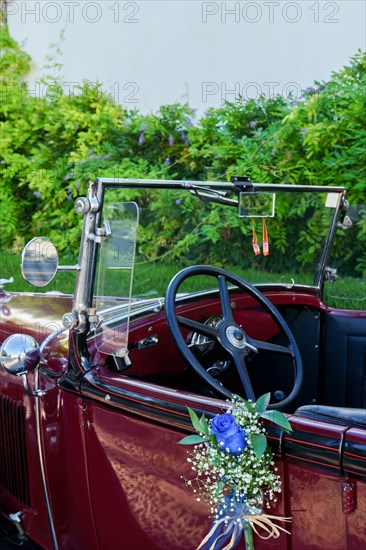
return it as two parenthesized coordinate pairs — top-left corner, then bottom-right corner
(21, 237), (59, 287)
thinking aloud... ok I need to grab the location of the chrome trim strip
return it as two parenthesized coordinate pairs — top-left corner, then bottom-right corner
(34, 328), (67, 550)
(34, 367), (59, 550)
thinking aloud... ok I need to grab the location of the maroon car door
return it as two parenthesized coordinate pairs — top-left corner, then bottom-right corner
(79, 367), (289, 550)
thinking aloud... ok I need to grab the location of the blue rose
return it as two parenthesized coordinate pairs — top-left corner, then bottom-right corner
(210, 414), (246, 456)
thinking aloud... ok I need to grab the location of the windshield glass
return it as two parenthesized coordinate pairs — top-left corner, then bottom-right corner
(100, 186), (342, 300)
(94, 201), (138, 357)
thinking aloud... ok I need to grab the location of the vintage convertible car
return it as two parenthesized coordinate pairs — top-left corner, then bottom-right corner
(0, 178), (365, 550)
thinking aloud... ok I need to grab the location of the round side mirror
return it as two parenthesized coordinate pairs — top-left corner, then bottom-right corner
(21, 237), (58, 287)
(0, 334), (40, 375)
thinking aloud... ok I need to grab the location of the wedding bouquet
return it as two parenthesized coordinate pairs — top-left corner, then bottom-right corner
(179, 393), (292, 550)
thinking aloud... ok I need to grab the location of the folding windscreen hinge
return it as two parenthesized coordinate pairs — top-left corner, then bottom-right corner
(87, 220), (112, 244)
(88, 308), (102, 330)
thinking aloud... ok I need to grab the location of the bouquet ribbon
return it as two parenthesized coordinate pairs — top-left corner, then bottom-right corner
(197, 516), (242, 550)
(247, 514), (291, 540)
(197, 496), (291, 550)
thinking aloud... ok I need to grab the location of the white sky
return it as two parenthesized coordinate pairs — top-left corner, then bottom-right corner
(7, 0), (366, 115)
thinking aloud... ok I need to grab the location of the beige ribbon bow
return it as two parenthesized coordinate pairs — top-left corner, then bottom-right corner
(246, 514), (292, 540)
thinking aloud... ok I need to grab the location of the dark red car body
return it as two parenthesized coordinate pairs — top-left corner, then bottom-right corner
(0, 179), (365, 550)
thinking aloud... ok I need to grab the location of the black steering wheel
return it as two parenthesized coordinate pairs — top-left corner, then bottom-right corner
(165, 265), (303, 410)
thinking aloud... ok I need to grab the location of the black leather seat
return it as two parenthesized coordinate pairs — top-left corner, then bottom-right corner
(295, 405), (366, 429)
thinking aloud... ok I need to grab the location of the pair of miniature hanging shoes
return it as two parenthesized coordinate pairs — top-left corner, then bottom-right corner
(252, 218), (269, 256)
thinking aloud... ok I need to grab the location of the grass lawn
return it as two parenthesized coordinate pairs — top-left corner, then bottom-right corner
(0, 250), (76, 295)
(1, 252), (364, 310)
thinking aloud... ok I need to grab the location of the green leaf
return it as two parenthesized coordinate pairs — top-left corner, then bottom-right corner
(178, 435), (205, 445)
(187, 407), (204, 434)
(255, 393), (271, 413)
(250, 433), (267, 458)
(213, 456), (222, 467)
(200, 414), (211, 437)
(260, 410), (293, 433)
(244, 400), (256, 414)
(233, 394), (256, 414)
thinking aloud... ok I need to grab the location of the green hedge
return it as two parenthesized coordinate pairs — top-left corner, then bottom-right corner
(1, 25), (365, 277)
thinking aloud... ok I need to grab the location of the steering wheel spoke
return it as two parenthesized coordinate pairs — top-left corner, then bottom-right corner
(248, 338), (293, 356)
(232, 353), (256, 402)
(177, 315), (218, 339)
(218, 275), (234, 322)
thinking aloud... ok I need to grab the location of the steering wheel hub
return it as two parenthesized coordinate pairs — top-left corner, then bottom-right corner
(226, 326), (246, 348)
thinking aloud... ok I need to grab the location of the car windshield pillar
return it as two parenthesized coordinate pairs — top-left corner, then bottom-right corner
(72, 180), (103, 324)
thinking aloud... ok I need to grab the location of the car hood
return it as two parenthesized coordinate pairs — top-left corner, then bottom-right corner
(0, 291), (72, 345)
(0, 292), (73, 377)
